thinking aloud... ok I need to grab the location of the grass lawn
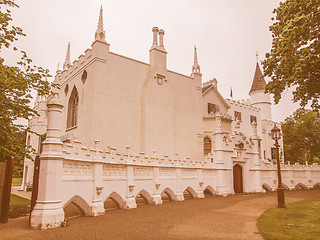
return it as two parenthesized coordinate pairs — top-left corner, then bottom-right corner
(10, 194), (30, 206)
(258, 198), (320, 240)
(12, 177), (22, 186)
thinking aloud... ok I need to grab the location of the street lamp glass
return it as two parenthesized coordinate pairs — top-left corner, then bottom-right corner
(271, 124), (281, 141)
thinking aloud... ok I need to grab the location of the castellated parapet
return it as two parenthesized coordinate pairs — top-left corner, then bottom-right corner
(26, 7), (320, 230)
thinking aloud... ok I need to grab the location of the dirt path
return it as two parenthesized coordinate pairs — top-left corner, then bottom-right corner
(1, 190), (320, 240)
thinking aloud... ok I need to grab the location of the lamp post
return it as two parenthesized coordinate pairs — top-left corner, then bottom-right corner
(271, 124), (285, 208)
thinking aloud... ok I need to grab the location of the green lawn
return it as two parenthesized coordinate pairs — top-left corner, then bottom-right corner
(258, 198), (320, 240)
(12, 177), (22, 186)
(10, 194), (30, 206)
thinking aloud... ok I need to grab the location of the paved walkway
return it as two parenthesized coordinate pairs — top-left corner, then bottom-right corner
(1, 190), (320, 240)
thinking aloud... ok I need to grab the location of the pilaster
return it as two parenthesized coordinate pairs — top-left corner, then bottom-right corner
(88, 142), (105, 216)
(30, 93), (65, 229)
(125, 165), (137, 208)
(175, 168), (184, 201)
(196, 169), (205, 198)
(214, 113), (227, 195)
(152, 167), (163, 204)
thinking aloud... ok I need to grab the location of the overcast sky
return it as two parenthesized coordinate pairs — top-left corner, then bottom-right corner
(4, 0), (299, 122)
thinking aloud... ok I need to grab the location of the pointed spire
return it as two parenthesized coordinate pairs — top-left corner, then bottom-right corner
(63, 42), (70, 70)
(95, 5), (106, 42)
(249, 62), (266, 94)
(256, 50), (259, 62)
(192, 45), (200, 74)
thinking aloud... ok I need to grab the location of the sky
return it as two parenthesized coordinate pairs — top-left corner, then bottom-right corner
(3, 0), (299, 122)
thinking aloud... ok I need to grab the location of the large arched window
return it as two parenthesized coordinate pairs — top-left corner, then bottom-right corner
(67, 87), (79, 129)
(204, 137), (212, 155)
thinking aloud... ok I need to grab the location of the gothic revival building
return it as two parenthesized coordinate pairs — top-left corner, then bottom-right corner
(22, 7), (320, 230)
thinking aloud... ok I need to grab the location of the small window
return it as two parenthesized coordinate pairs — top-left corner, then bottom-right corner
(208, 103), (219, 114)
(64, 84), (69, 96)
(81, 70), (87, 84)
(234, 111), (242, 121)
(250, 115), (257, 124)
(27, 135), (31, 147)
(67, 87), (79, 129)
(204, 137), (212, 155)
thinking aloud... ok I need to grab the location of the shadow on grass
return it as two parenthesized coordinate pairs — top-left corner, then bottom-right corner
(258, 198), (320, 240)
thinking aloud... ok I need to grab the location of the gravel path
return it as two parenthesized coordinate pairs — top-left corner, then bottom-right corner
(1, 190), (320, 240)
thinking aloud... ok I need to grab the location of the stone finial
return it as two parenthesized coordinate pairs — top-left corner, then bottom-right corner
(256, 50), (259, 62)
(192, 45), (200, 74)
(63, 42), (71, 70)
(94, 5), (106, 42)
(152, 27), (159, 47)
(158, 29), (165, 48)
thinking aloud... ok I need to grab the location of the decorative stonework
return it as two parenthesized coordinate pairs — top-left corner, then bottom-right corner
(311, 171), (320, 178)
(182, 169), (197, 176)
(159, 167), (175, 176)
(260, 171), (272, 178)
(63, 161), (92, 176)
(293, 171), (306, 178)
(203, 169), (215, 177)
(281, 171), (290, 178)
(155, 74), (166, 85)
(103, 165), (125, 176)
(134, 166), (152, 177)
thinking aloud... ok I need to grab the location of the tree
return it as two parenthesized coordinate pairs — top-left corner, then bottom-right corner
(263, 0), (320, 110)
(0, 0), (52, 171)
(282, 109), (320, 164)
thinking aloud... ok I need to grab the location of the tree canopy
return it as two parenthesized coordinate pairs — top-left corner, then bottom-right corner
(263, 0), (320, 109)
(0, 0), (51, 167)
(282, 109), (320, 164)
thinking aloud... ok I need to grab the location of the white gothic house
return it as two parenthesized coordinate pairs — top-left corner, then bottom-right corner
(22, 8), (320, 229)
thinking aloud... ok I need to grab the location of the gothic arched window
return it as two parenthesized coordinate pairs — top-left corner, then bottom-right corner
(204, 137), (212, 155)
(67, 87), (79, 129)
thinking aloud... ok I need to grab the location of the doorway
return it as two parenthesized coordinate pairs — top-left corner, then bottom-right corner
(233, 164), (243, 193)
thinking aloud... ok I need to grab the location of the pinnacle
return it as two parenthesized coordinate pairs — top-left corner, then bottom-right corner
(192, 45), (200, 74)
(95, 5), (106, 42)
(63, 42), (71, 70)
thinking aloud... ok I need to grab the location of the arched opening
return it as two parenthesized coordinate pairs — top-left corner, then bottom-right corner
(161, 188), (176, 202)
(295, 183), (308, 190)
(67, 86), (79, 129)
(313, 183), (320, 189)
(282, 183), (290, 190)
(204, 186), (215, 197)
(233, 164), (243, 193)
(64, 84), (69, 96)
(81, 70), (87, 84)
(204, 137), (212, 155)
(104, 192), (125, 210)
(27, 135), (31, 147)
(262, 183), (272, 192)
(183, 187), (197, 199)
(135, 190), (152, 206)
(63, 195), (90, 219)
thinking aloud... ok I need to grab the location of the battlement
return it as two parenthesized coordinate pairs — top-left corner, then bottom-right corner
(55, 48), (93, 85)
(226, 99), (261, 112)
(202, 78), (217, 89)
(261, 159), (320, 170)
(61, 139), (209, 168)
(204, 111), (232, 120)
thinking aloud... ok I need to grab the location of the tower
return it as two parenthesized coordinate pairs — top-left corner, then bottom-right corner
(249, 54), (272, 120)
